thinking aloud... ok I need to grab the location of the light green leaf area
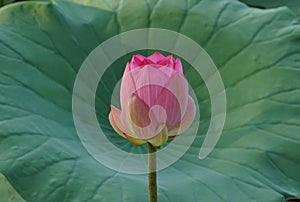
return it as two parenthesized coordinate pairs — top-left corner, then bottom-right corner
(0, 173), (26, 202)
(0, 0), (300, 201)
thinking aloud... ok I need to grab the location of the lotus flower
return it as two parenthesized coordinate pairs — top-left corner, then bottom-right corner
(109, 52), (196, 147)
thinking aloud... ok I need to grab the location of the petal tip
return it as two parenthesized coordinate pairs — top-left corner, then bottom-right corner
(147, 52), (165, 63)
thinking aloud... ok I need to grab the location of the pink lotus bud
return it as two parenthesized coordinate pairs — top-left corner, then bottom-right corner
(109, 52), (196, 147)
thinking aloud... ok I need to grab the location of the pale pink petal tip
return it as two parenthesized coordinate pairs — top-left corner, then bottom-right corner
(109, 105), (126, 138)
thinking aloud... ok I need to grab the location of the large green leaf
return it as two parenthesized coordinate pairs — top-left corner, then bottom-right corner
(2, 0), (49, 6)
(239, 0), (300, 18)
(0, 0), (300, 201)
(2, 0), (14, 6)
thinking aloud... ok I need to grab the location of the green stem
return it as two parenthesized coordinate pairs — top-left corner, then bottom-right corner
(148, 143), (157, 202)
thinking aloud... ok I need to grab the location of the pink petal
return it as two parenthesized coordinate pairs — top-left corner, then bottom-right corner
(109, 105), (127, 138)
(147, 52), (165, 63)
(142, 58), (155, 65)
(154, 73), (189, 129)
(148, 105), (167, 126)
(130, 55), (144, 69)
(127, 94), (151, 128)
(154, 87), (181, 129)
(135, 85), (163, 108)
(109, 106), (148, 146)
(123, 94), (160, 139)
(132, 54), (146, 63)
(167, 96), (196, 137)
(178, 95), (196, 134)
(124, 62), (131, 73)
(120, 69), (136, 109)
(131, 65), (170, 107)
(157, 65), (176, 78)
(174, 58), (183, 74)
(158, 55), (174, 68)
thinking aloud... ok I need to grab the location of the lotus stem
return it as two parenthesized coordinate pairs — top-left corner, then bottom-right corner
(148, 143), (157, 202)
